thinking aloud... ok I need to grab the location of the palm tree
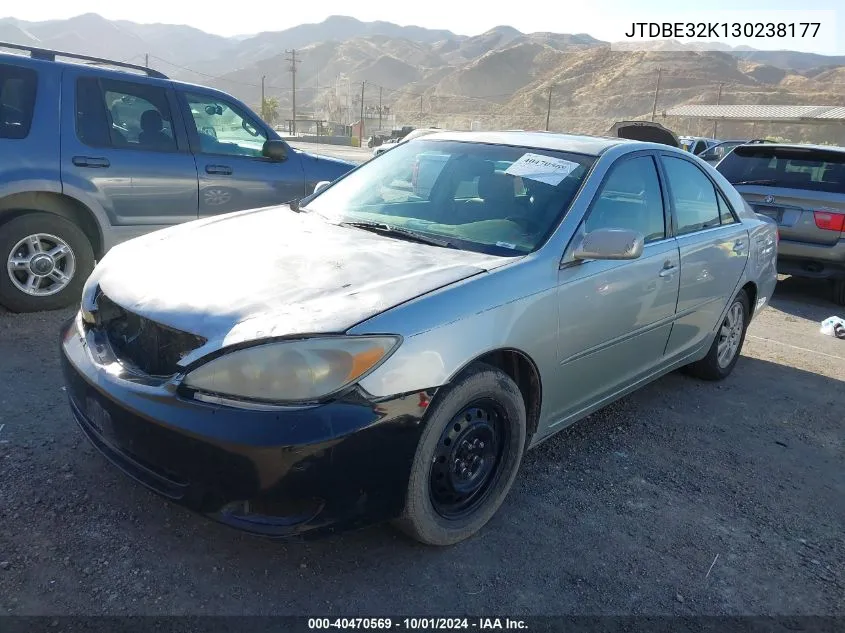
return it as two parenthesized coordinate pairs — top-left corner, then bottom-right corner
(261, 97), (280, 126)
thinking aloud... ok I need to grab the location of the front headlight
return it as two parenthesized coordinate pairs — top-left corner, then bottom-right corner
(182, 336), (400, 404)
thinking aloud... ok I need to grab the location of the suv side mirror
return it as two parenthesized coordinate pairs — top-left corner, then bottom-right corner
(573, 228), (644, 261)
(313, 181), (332, 194)
(262, 140), (288, 162)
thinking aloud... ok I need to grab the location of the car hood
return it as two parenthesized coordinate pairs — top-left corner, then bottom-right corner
(89, 207), (511, 355)
(607, 121), (680, 148)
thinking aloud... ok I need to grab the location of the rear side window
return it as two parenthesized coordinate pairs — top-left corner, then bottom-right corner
(0, 64), (37, 140)
(717, 146), (845, 194)
(662, 156), (722, 235)
(76, 77), (177, 152)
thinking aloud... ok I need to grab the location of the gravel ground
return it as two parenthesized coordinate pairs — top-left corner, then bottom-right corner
(0, 277), (843, 616)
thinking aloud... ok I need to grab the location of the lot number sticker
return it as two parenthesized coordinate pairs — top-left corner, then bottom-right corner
(504, 153), (580, 186)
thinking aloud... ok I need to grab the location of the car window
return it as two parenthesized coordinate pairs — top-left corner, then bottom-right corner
(584, 156), (666, 243)
(663, 156), (722, 235)
(75, 77), (177, 152)
(0, 64), (37, 140)
(717, 145), (845, 194)
(305, 140), (595, 256)
(182, 92), (267, 158)
(716, 188), (737, 225)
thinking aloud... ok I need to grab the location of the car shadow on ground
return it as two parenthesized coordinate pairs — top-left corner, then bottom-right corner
(769, 276), (840, 321)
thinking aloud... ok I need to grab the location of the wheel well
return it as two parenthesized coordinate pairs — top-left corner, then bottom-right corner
(741, 281), (758, 317)
(0, 192), (103, 258)
(475, 349), (542, 444)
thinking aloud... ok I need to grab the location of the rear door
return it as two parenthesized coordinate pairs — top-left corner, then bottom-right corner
(176, 89), (305, 217)
(660, 154), (749, 358)
(61, 68), (199, 227)
(717, 145), (845, 249)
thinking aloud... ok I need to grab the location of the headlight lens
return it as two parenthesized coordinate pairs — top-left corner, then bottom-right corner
(182, 336), (400, 403)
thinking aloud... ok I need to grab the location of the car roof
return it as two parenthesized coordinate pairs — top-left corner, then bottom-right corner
(415, 130), (636, 156)
(731, 143), (845, 153)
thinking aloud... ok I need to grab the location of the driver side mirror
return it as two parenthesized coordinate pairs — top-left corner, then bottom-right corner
(262, 140), (288, 162)
(573, 228), (644, 261)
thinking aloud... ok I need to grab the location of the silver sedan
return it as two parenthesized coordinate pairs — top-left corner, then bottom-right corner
(62, 131), (778, 546)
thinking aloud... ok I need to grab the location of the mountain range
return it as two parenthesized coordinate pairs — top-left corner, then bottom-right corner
(2, 13), (845, 140)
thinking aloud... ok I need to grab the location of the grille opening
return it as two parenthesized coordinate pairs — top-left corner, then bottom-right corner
(96, 294), (206, 377)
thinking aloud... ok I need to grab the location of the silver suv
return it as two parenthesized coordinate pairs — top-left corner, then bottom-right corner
(0, 42), (354, 312)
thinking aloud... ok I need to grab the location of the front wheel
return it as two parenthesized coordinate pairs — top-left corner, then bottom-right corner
(685, 290), (750, 381)
(393, 363), (526, 546)
(0, 212), (95, 313)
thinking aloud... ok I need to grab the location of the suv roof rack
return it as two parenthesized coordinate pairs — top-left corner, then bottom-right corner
(0, 41), (168, 79)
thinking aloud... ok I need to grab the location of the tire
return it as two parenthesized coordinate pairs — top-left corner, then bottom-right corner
(685, 290), (750, 381)
(833, 279), (845, 307)
(393, 363), (527, 546)
(0, 212), (95, 313)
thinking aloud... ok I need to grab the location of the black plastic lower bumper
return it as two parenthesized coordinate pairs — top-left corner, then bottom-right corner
(60, 317), (432, 539)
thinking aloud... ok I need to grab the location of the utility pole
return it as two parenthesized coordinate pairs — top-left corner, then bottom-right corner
(285, 49), (301, 135)
(650, 67), (662, 122)
(379, 86), (383, 132)
(359, 81), (366, 147)
(419, 94), (423, 124)
(261, 75), (266, 121)
(145, 53), (149, 68)
(713, 82), (723, 139)
(545, 84), (553, 131)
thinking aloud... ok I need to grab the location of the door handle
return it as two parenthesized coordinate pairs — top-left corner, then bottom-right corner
(733, 240), (747, 254)
(206, 165), (232, 175)
(72, 156), (110, 168)
(658, 262), (677, 278)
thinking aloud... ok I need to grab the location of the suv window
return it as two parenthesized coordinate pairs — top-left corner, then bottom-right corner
(584, 156), (666, 243)
(662, 156), (722, 235)
(0, 64), (37, 140)
(717, 145), (845, 194)
(75, 77), (177, 152)
(182, 92), (267, 158)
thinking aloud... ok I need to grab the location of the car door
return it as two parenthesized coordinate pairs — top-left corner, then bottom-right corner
(659, 154), (750, 359)
(551, 153), (680, 423)
(60, 69), (199, 227)
(177, 89), (306, 217)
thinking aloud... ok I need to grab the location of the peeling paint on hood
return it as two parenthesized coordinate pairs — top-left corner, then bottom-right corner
(89, 206), (511, 357)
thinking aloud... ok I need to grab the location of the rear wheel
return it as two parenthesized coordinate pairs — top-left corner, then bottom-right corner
(0, 212), (95, 312)
(393, 363), (526, 546)
(685, 290), (750, 381)
(833, 279), (845, 307)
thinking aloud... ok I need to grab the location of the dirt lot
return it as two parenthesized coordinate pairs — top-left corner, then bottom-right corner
(0, 278), (843, 616)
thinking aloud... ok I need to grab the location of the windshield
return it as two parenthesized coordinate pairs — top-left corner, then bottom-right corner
(717, 146), (845, 194)
(305, 139), (595, 256)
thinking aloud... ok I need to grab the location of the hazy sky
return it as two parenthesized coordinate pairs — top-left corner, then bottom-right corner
(6, 0), (844, 54)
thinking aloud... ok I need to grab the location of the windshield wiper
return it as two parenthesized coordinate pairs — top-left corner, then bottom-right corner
(340, 221), (454, 248)
(729, 179), (779, 186)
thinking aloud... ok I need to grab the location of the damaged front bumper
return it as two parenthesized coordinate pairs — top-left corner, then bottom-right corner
(60, 316), (433, 539)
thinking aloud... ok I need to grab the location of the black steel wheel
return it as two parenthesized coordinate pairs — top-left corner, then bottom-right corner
(429, 400), (509, 519)
(394, 363), (527, 546)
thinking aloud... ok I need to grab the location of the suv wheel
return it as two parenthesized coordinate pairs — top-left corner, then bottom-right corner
(833, 280), (845, 306)
(0, 213), (95, 313)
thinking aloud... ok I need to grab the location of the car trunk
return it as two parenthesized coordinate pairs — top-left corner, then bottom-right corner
(607, 121), (680, 147)
(717, 145), (845, 247)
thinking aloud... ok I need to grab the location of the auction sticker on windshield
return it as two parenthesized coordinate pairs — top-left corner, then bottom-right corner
(504, 153), (580, 185)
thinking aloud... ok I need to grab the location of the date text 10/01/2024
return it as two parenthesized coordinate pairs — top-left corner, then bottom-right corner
(307, 619), (529, 630)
